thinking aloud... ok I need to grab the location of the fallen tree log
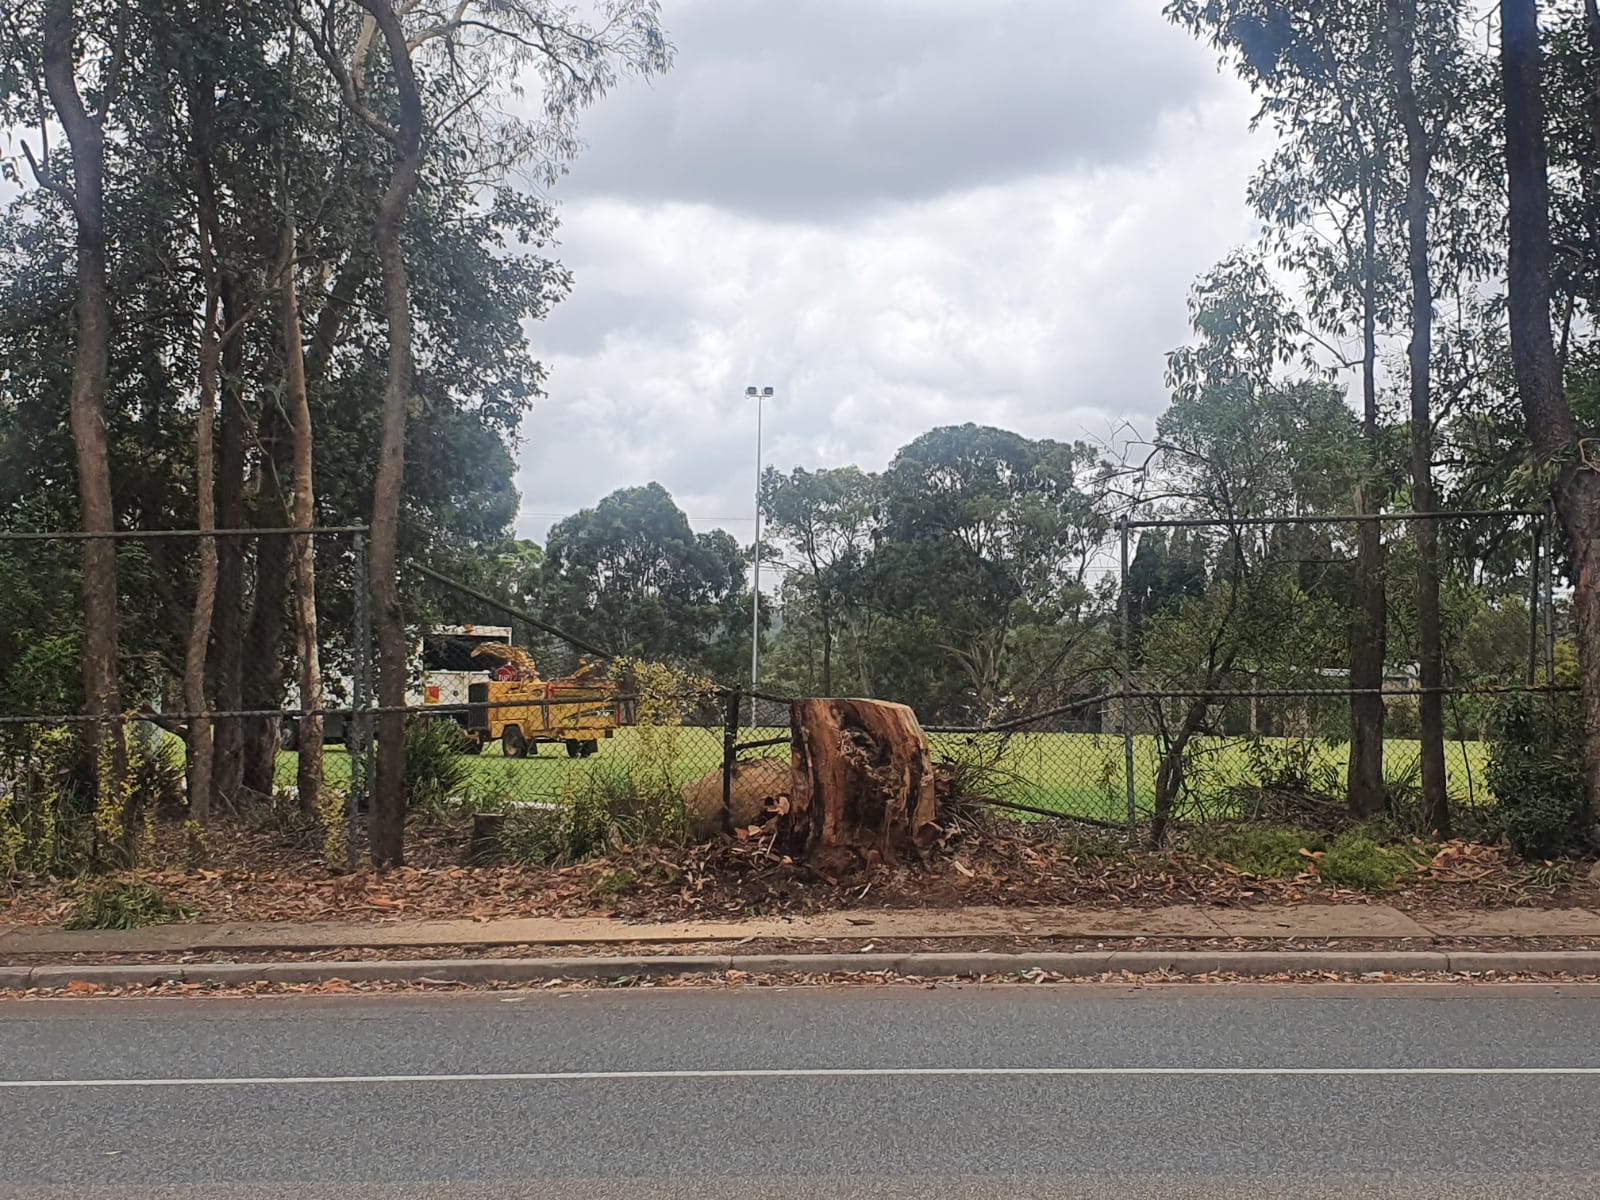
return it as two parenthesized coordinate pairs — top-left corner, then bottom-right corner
(778, 698), (938, 868)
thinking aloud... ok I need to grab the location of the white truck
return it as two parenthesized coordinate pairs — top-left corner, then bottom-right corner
(282, 624), (513, 749)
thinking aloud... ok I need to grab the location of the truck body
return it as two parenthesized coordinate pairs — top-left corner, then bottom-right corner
(464, 651), (619, 758)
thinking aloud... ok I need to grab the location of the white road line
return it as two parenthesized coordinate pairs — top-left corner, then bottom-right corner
(4, 1066), (1600, 1089)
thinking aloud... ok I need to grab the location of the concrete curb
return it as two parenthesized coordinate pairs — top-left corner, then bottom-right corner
(6, 950), (1600, 990)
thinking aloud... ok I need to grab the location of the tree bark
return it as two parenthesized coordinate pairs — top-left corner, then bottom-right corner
(183, 62), (226, 825)
(779, 698), (938, 869)
(1502, 0), (1600, 835)
(1150, 694), (1209, 847)
(1348, 181), (1388, 819)
(1387, 0), (1451, 839)
(241, 525), (291, 799)
(353, 0), (425, 867)
(280, 217), (324, 821)
(183, 221), (222, 825)
(39, 0), (126, 837)
(211, 276), (247, 805)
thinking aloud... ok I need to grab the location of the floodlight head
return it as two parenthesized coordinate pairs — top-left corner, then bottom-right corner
(745, 386), (758, 397)
(761, 387), (774, 397)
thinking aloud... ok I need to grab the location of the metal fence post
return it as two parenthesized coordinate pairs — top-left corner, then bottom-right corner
(350, 532), (371, 870)
(1118, 516), (1137, 839)
(721, 688), (741, 836)
(1528, 521), (1541, 686)
(1545, 503), (1558, 688)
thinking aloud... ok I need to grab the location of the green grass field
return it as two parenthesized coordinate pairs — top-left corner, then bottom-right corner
(275, 724), (1496, 823)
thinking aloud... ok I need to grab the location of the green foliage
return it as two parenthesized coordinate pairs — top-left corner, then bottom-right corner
(1485, 691), (1588, 859)
(63, 879), (193, 931)
(1318, 834), (1425, 894)
(871, 424), (1109, 720)
(404, 720), (474, 821)
(590, 867), (639, 896)
(1201, 822), (1424, 892)
(542, 484), (752, 670)
(1243, 737), (1341, 796)
(0, 725), (180, 878)
(1203, 826), (1326, 877)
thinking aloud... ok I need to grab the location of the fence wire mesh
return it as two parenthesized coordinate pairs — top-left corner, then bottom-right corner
(0, 505), (1571, 874)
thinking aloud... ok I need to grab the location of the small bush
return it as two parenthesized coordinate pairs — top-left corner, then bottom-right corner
(590, 867), (639, 896)
(1201, 823), (1423, 893)
(1243, 738), (1341, 797)
(1, 724), (182, 878)
(64, 879), (193, 931)
(404, 719), (473, 821)
(495, 804), (569, 865)
(1485, 691), (1587, 859)
(1203, 826), (1326, 877)
(1318, 833), (1423, 894)
(490, 762), (687, 868)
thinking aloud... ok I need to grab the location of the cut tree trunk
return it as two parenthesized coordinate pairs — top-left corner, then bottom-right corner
(778, 698), (938, 869)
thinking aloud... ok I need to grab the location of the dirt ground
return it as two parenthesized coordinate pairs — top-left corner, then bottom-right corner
(5, 808), (1597, 929)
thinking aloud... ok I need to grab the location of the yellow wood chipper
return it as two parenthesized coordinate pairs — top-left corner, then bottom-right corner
(464, 646), (620, 758)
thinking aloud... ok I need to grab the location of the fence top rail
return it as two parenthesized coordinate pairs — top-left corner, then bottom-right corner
(1121, 508), (1544, 530)
(0, 525), (369, 542)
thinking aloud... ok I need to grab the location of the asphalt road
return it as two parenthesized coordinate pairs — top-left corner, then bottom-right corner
(3, 983), (1600, 1198)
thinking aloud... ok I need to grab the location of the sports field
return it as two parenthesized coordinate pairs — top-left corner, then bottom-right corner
(278, 725), (1496, 822)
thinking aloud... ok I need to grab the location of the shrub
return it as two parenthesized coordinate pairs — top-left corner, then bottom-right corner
(1201, 823), (1423, 893)
(1243, 738), (1341, 797)
(491, 763), (686, 867)
(1, 724), (181, 878)
(495, 804), (569, 865)
(1203, 826), (1326, 877)
(1485, 691), (1587, 859)
(64, 878), (193, 930)
(1318, 833), (1423, 894)
(404, 719), (473, 821)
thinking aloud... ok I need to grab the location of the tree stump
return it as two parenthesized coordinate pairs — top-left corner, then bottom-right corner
(468, 811), (506, 865)
(779, 698), (939, 868)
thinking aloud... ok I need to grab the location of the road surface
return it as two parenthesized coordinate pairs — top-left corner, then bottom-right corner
(2, 982), (1599, 1197)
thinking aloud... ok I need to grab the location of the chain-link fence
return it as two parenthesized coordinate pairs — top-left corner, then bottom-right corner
(890, 506), (1564, 835)
(0, 505), (1573, 871)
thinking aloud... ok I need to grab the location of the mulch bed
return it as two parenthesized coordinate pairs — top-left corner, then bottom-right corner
(3, 809), (1597, 929)
(9, 968), (1600, 1003)
(6, 933), (1600, 968)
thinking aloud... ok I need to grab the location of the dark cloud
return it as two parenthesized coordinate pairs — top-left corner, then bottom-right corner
(558, 0), (1219, 220)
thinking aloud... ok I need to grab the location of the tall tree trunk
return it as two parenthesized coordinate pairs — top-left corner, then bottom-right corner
(183, 224), (221, 825)
(353, 0), (425, 867)
(241, 516), (292, 797)
(39, 0), (126, 837)
(212, 279), (247, 805)
(1502, 0), (1600, 836)
(184, 65), (226, 825)
(280, 218), (324, 820)
(1388, 0), (1450, 839)
(820, 598), (833, 696)
(1348, 185), (1388, 818)
(1150, 696), (1208, 848)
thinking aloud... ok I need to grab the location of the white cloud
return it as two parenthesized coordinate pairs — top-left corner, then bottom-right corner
(510, 0), (1268, 542)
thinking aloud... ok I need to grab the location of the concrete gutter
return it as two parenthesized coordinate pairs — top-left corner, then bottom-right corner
(5, 950), (1600, 991)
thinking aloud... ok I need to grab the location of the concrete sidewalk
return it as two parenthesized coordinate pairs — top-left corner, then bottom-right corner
(5, 903), (1600, 958)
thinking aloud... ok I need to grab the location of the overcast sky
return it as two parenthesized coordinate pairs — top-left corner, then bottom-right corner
(513, 0), (1266, 544)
